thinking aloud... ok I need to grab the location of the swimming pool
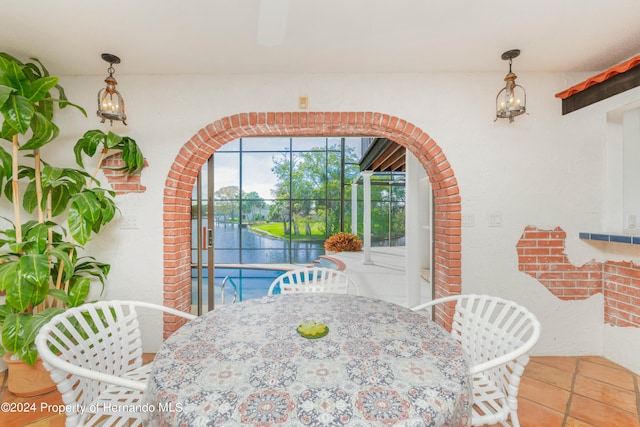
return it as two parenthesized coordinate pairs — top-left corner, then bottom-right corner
(191, 266), (286, 305)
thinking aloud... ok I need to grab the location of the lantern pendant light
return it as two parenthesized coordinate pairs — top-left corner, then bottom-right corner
(97, 53), (127, 125)
(496, 49), (526, 123)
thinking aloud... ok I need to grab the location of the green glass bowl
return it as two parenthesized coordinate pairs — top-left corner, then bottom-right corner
(297, 325), (329, 339)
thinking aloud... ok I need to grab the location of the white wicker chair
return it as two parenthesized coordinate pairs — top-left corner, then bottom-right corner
(267, 267), (359, 295)
(35, 300), (196, 427)
(411, 294), (541, 427)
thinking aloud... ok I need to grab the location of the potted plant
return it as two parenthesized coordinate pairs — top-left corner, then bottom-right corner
(324, 232), (363, 253)
(0, 53), (144, 396)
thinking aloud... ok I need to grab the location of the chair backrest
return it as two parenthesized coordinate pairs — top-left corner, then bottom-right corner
(35, 300), (196, 426)
(413, 294), (541, 417)
(267, 267), (359, 295)
(451, 295), (540, 370)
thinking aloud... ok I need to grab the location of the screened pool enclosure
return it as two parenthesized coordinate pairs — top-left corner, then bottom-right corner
(191, 136), (426, 312)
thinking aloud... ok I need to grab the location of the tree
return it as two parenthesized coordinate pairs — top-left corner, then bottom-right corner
(369, 176), (406, 243)
(214, 186), (266, 224)
(270, 143), (359, 238)
(242, 191), (266, 222)
(214, 185), (239, 222)
(270, 153), (291, 234)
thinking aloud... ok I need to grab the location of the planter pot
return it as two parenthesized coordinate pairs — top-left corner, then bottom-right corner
(2, 353), (57, 397)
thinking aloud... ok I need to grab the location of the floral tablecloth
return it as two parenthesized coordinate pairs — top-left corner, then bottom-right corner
(145, 293), (471, 426)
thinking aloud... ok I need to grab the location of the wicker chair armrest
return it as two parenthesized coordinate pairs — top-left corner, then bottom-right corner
(470, 322), (540, 375)
(36, 336), (147, 391)
(35, 300), (196, 393)
(409, 295), (462, 312)
(120, 300), (197, 321)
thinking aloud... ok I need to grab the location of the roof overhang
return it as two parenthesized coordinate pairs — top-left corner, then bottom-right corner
(359, 138), (406, 172)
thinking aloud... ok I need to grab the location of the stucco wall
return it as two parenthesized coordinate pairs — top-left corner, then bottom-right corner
(17, 71), (640, 373)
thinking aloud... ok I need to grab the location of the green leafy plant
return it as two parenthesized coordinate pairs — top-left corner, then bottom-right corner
(324, 232), (363, 253)
(0, 53), (145, 364)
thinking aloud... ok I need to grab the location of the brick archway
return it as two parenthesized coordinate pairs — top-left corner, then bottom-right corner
(162, 112), (461, 335)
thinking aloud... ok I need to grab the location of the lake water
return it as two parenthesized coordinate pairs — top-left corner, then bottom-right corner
(192, 221), (404, 265)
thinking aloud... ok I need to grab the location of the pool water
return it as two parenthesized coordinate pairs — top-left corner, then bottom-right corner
(191, 267), (286, 305)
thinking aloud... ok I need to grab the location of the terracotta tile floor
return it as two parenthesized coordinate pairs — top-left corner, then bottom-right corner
(1, 355), (638, 426)
(501, 356), (640, 427)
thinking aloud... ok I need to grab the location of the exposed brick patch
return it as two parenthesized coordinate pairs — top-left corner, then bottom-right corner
(101, 152), (148, 194)
(162, 112), (462, 336)
(517, 225), (640, 328)
(604, 261), (640, 327)
(517, 226), (602, 300)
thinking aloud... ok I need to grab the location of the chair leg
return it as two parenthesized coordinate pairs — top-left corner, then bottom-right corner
(505, 411), (520, 427)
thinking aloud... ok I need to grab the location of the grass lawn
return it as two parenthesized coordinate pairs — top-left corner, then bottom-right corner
(251, 222), (326, 240)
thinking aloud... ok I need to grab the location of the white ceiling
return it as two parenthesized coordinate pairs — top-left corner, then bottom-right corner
(2, 0), (640, 76)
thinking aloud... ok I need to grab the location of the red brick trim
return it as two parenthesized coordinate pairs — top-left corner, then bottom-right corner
(162, 112), (462, 336)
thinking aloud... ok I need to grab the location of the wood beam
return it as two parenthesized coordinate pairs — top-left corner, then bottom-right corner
(372, 144), (405, 171)
(375, 147), (405, 171)
(560, 66), (640, 115)
(359, 137), (406, 172)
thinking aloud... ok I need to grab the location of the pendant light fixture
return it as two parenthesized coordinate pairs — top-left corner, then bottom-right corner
(496, 49), (526, 123)
(97, 53), (127, 125)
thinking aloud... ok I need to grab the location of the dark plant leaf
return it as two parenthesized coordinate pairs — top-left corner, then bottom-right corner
(67, 206), (91, 245)
(21, 111), (59, 150)
(26, 76), (58, 103)
(1, 313), (26, 355)
(3, 94), (35, 134)
(0, 84), (13, 108)
(67, 277), (90, 307)
(74, 130), (106, 167)
(22, 308), (64, 360)
(104, 131), (123, 149)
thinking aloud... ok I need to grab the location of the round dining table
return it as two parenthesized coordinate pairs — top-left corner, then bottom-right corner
(145, 293), (472, 426)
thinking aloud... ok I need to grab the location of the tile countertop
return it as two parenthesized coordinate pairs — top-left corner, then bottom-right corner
(579, 232), (640, 245)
